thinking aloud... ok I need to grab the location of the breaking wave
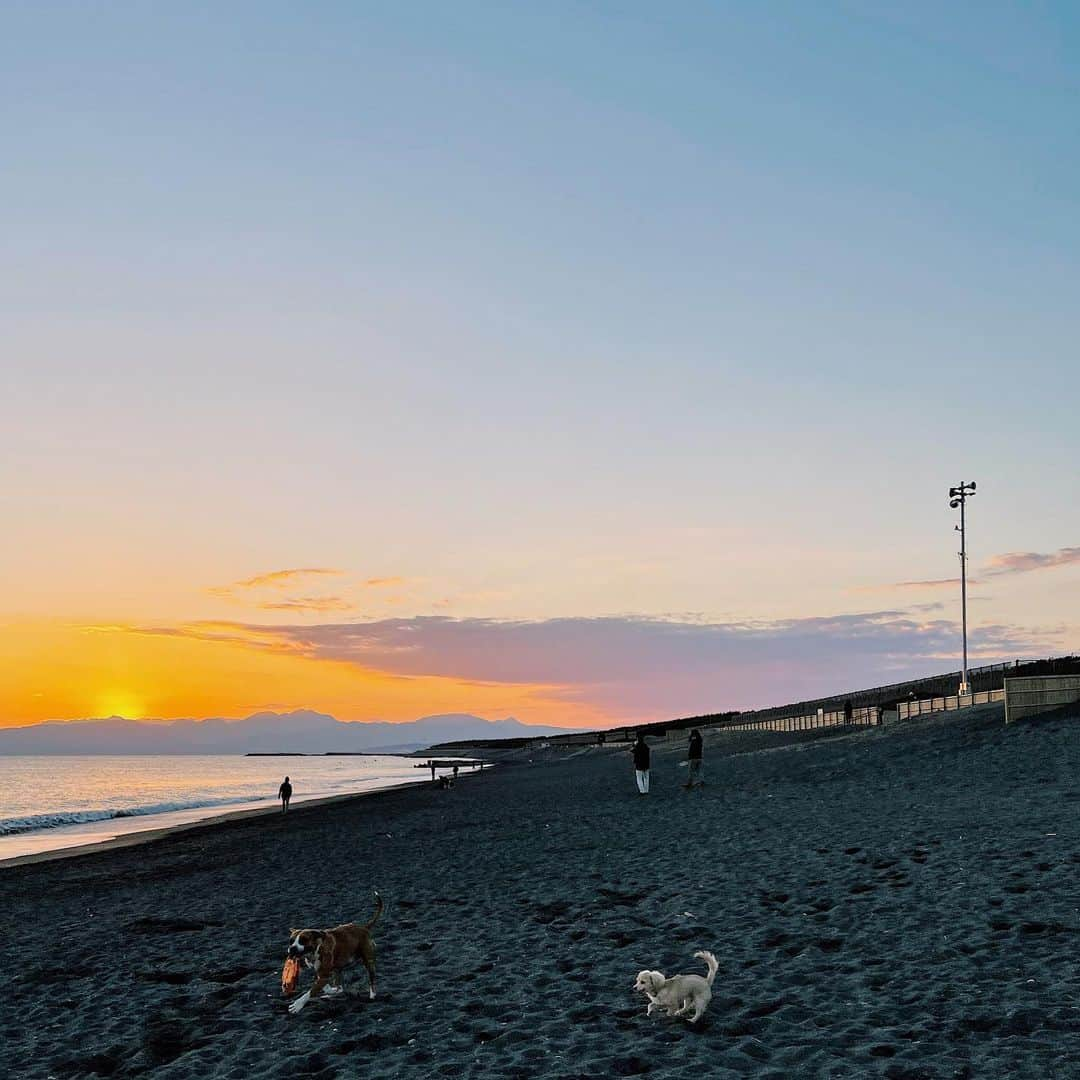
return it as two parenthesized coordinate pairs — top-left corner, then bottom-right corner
(0, 794), (262, 837)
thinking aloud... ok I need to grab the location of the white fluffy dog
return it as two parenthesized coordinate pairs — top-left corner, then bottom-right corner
(634, 950), (718, 1023)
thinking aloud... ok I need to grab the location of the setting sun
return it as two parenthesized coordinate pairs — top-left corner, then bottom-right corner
(95, 690), (147, 721)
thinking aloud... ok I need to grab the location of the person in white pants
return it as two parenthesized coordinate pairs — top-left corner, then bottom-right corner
(632, 733), (651, 794)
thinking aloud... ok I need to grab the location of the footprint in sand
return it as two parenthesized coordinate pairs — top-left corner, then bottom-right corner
(868, 1043), (897, 1058)
(596, 887), (650, 907)
(125, 916), (221, 934)
(135, 970), (193, 985)
(533, 900), (572, 924)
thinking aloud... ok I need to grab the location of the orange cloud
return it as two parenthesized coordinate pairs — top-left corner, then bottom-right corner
(236, 568), (344, 589)
(256, 596), (355, 613)
(207, 570), (414, 611)
(207, 568), (343, 597)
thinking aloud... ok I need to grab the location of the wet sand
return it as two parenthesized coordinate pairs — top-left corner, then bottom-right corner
(4, 703), (1079, 1079)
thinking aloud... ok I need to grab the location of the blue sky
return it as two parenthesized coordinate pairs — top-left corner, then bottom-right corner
(1, 2), (1077, 724)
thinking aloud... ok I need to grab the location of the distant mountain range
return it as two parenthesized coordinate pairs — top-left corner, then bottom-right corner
(0, 711), (582, 755)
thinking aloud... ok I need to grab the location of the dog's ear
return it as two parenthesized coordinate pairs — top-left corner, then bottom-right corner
(314, 932), (335, 973)
(289, 928), (299, 938)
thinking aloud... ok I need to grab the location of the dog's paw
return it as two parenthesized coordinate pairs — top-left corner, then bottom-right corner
(325, 986), (344, 997)
(288, 995), (309, 1015)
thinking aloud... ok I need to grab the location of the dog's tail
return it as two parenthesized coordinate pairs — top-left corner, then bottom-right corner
(365, 889), (384, 930)
(694, 950), (719, 986)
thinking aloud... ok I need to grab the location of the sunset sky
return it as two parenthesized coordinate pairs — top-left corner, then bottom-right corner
(3, 3), (1078, 730)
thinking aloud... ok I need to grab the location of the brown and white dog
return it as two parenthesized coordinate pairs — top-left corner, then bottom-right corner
(286, 890), (383, 1014)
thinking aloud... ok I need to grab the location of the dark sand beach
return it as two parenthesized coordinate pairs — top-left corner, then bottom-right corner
(4, 703), (1079, 1079)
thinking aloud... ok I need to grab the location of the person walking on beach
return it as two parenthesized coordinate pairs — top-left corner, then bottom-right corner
(453, 764), (459, 783)
(278, 776), (292, 814)
(429, 760), (436, 782)
(632, 733), (651, 795)
(684, 729), (704, 790)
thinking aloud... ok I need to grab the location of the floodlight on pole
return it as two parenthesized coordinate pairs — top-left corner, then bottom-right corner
(948, 481), (977, 695)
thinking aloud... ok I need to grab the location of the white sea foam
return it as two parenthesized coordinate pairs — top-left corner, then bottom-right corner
(0, 794), (262, 836)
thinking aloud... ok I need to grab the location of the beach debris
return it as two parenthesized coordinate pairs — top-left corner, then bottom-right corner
(281, 956), (301, 996)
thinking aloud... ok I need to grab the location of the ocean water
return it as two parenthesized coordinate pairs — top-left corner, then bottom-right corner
(0, 754), (454, 862)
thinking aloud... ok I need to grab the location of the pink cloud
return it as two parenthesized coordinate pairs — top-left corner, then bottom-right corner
(135, 611), (1060, 718)
(983, 546), (1080, 577)
(855, 577), (983, 593)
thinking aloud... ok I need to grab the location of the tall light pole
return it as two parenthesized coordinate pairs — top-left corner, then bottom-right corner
(949, 481), (977, 695)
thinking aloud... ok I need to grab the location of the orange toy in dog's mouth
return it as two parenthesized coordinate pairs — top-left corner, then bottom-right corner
(281, 956), (302, 995)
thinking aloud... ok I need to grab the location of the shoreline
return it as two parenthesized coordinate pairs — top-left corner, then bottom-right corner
(0, 775), (468, 870)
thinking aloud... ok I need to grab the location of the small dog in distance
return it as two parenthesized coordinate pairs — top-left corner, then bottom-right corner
(634, 950), (718, 1023)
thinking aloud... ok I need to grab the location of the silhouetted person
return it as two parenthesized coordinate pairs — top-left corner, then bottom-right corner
(632, 734), (650, 794)
(684, 729), (704, 789)
(844, 700), (854, 725)
(278, 776), (292, 814)
(453, 764), (459, 783)
(429, 760), (436, 782)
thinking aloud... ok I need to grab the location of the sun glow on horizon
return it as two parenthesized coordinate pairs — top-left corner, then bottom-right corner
(0, 618), (608, 730)
(95, 690), (148, 721)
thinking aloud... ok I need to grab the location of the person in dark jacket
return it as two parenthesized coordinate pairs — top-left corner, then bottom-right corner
(632, 734), (651, 794)
(684, 729), (704, 789)
(278, 776), (292, 814)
